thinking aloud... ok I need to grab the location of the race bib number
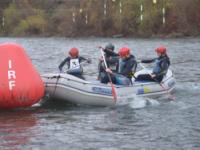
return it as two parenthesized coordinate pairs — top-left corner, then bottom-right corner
(69, 59), (80, 69)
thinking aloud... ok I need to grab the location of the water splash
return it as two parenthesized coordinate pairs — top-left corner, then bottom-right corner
(31, 102), (41, 108)
(117, 94), (160, 109)
(192, 83), (200, 90)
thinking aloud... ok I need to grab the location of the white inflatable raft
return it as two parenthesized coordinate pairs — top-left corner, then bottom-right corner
(42, 69), (175, 106)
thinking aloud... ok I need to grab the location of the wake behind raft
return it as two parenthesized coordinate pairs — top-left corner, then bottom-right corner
(0, 43), (44, 109)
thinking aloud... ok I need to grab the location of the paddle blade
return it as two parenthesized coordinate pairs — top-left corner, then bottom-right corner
(169, 94), (176, 100)
(159, 83), (176, 100)
(110, 83), (117, 102)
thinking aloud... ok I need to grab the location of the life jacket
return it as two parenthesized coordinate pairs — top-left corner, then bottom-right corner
(153, 55), (170, 77)
(98, 56), (118, 74)
(118, 59), (125, 74)
(67, 58), (83, 75)
(108, 61), (118, 72)
(118, 55), (137, 78)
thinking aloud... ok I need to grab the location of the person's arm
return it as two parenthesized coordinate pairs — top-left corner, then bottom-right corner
(58, 57), (69, 71)
(141, 58), (156, 63)
(99, 56), (118, 74)
(79, 56), (91, 63)
(152, 58), (170, 76)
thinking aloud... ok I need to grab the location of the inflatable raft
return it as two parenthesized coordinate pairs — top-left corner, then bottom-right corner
(42, 68), (175, 106)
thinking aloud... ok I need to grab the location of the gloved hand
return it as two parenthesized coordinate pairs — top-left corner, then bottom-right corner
(106, 68), (113, 74)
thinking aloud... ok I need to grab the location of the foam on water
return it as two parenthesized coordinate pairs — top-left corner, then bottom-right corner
(31, 103), (41, 108)
(192, 83), (200, 90)
(117, 93), (160, 109)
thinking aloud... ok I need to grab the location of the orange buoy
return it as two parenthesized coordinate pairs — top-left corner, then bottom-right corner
(0, 43), (44, 109)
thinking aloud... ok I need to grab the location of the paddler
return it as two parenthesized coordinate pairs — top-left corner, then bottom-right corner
(136, 46), (170, 82)
(58, 47), (91, 79)
(100, 46), (137, 85)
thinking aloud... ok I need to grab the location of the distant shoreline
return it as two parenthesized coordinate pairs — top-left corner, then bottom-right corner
(0, 33), (199, 39)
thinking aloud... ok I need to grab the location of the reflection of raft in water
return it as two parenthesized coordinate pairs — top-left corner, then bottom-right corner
(42, 68), (176, 106)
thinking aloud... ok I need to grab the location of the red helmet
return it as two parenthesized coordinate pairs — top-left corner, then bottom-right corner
(155, 46), (166, 54)
(118, 47), (130, 57)
(69, 48), (79, 57)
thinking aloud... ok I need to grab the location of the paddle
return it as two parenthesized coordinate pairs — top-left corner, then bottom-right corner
(138, 62), (175, 100)
(99, 47), (117, 102)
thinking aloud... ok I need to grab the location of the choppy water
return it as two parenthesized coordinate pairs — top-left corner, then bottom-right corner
(0, 37), (200, 150)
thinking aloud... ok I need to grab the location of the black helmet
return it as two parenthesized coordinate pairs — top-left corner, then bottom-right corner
(105, 43), (114, 51)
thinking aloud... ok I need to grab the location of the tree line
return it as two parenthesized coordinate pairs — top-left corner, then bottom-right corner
(0, 0), (199, 37)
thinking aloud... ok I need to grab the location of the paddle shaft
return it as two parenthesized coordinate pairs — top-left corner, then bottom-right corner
(139, 63), (175, 100)
(63, 59), (90, 73)
(100, 47), (117, 101)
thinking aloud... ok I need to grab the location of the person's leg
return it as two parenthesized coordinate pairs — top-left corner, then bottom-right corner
(100, 73), (116, 84)
(154, 76), (163, 83)
(136, 74), (155, 81)
(100, 73), (109, 83)
(110, 74), (117, 84)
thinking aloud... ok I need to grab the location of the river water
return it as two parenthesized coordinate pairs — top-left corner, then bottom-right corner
(0, 37), (200, 150)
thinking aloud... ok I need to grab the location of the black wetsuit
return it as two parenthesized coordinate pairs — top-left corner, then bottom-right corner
(59, 56), (87, 79)
(98, 50), (119, 84)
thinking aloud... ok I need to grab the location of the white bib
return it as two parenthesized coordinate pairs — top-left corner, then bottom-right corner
(69, 58), (80, 69)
